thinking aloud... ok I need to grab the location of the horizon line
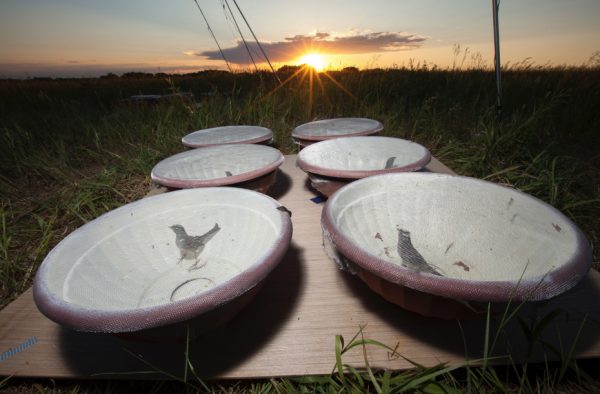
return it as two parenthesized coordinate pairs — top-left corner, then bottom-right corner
(2, 61), (599, 80)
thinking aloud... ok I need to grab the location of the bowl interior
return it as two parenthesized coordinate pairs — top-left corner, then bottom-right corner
(40, 188), (287, 311)
(292, 118), (382, 140)
(325, 173), (590, 298)
(182, 125), (272, 147)
(297, 136), (430, 178)
(151, 144), (283, 188)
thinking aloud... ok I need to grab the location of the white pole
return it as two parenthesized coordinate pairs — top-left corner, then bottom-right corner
(492, 0), (502, 119)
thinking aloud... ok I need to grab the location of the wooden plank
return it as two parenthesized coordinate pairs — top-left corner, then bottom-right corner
(1, 155), (599, 379)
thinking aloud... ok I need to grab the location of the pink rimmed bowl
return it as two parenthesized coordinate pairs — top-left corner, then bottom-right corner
(297, 136), (431, 197)
(151, 144), (284, 194)
(292, 117), (383, 147)
(322, 173), (592, 319)
(182, 125), (273, 148)
(33, 187), (293, 340)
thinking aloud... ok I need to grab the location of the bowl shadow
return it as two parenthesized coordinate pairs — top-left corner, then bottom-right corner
(337, 267), (600, 364)
(268, 169), (292, 200)
(58, 242), (305, 379)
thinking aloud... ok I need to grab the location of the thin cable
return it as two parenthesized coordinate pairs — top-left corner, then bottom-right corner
(220, 0), (240, 42)
(222, 0), (259, 72)
(231, 0), (282, 84)
(193, 0), (232, 72)
(220, 0), (261, 62)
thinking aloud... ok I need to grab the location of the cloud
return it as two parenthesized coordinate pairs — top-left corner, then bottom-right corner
(193, 31), (427, 64)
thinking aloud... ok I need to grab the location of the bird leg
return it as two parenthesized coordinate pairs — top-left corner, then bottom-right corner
(188, 252), (208, 271)
(188, 260), (208, 272)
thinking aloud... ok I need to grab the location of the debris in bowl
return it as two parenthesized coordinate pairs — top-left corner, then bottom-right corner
(444, 242), (454, 254)
(453, 261), (471, 272)
(383, 246), (392, 258)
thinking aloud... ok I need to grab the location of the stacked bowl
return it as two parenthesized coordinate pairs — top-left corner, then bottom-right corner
(182, 125), (273, 148)
(151, 144), (284, 194)
(297, 136), (431, 196)
(292, 118), (383, 148)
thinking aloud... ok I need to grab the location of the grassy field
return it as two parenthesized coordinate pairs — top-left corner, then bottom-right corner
(1, 64), (599, 392)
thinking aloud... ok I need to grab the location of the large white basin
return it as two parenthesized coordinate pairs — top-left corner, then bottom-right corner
(34, 187), (293, 333)
(322, 173), (592, 317)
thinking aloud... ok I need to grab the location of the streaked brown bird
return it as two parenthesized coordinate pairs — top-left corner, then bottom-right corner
(397, 229), (442, 276)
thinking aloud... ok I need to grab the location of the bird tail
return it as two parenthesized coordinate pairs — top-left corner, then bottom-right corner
(202, 223), (221, 242)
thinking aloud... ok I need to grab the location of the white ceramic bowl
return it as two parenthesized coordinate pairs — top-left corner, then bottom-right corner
(322, 173), (592, 317)
(151, 144), (284, 189)
(182, 125), (273, 148)
(33, 187), (293, 333)
(292, 118), (383, 146)
(297, 136), (431, 179)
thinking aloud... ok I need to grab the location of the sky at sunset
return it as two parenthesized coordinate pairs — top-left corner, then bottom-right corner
(1, 0), (599, 78)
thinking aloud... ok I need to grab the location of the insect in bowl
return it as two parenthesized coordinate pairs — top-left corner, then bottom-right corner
(321, 173), (592, 319)
(33, 187), (292, 340)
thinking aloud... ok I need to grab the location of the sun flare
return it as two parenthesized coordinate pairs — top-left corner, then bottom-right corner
(298, 53), (326, 71)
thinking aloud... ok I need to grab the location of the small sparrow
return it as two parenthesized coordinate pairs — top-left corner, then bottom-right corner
(169, 223), (220, 270)
(397, 229), (442, 276)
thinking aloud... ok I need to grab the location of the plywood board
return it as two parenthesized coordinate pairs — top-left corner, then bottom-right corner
(1, 155), (599, 379)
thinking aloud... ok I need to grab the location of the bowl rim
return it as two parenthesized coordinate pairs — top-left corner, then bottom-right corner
(291, 137), (314, 148)
(321, 172), (592, 302)
(291, 117), (383, 141)
(296, 136), (432, 179)
(150, 144), (285, 189)
(182, 125), (273, 148)
(33, 187), (293, 332)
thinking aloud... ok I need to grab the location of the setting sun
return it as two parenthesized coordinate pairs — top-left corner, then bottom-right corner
(298, 53), (326, 71)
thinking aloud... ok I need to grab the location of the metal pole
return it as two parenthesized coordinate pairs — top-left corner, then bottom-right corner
(492, 0), (502, 119)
